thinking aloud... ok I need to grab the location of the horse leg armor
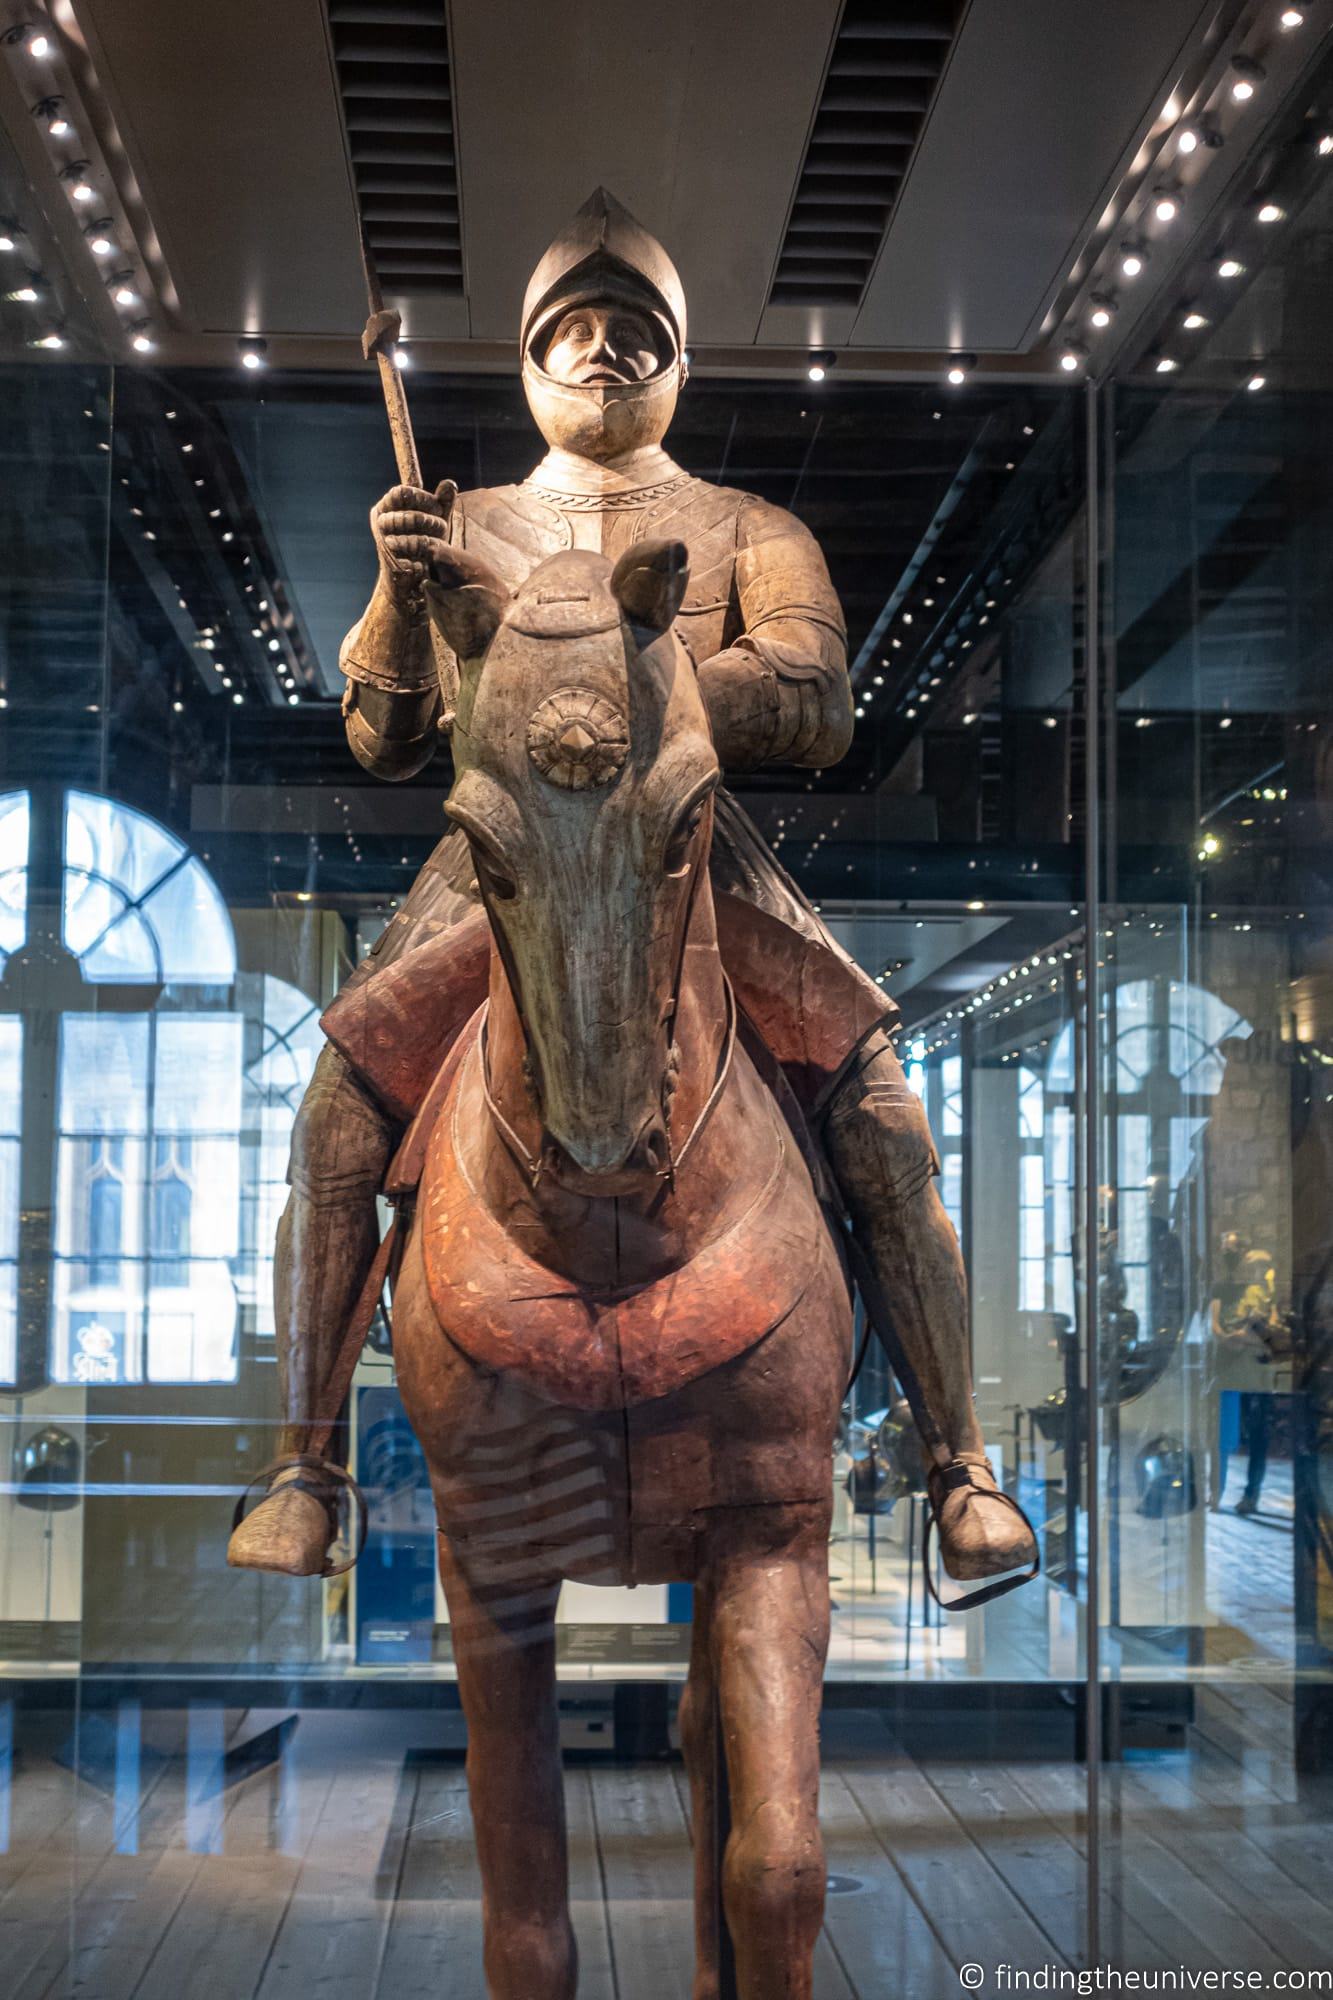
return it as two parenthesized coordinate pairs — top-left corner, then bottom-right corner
(822, 1028), (1038, 1583)
(228, 1044), (398, 1576)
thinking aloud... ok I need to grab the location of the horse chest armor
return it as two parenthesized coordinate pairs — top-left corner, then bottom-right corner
(419, 1022), (830, 1412)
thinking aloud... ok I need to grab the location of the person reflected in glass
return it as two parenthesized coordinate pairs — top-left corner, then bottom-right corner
(1210, 1232), (1283, 1516)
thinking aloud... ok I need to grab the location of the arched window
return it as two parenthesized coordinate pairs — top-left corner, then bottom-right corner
(63, 789), (235, 986)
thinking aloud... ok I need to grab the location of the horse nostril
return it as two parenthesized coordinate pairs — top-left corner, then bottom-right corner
(641, 1121), (671, 1175)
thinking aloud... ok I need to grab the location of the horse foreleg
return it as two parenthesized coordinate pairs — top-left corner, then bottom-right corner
(709, 1513), (830, 2000)
(678, 1575), (721, 2000)
(438, 1537), (575, 2000)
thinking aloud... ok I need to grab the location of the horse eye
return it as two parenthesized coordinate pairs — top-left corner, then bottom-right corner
(471, 842), (517, 901)
(664, 805), (704, 877)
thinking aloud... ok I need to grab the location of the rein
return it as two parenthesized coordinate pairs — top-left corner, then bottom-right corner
(478, 975), (738, 1191)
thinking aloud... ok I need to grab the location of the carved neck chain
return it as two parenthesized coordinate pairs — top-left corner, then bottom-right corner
(477, 979), (737, 1194)
(524, 471), (692, 512)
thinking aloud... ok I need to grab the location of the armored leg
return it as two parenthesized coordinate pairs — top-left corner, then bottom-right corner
(822, 1029), (1038, 1583)
(228, 1044), (399, 1577)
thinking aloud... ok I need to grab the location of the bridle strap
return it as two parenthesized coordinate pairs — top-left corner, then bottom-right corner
(478, 976), (737, 1190)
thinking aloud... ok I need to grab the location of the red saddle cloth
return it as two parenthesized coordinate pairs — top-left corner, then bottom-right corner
(321, 891), (893, 1128)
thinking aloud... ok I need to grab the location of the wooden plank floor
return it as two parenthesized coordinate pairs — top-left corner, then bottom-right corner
(1, 1687), (1330, 1999)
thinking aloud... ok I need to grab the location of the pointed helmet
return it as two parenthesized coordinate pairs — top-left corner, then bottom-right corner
(521, 188), (688, 460)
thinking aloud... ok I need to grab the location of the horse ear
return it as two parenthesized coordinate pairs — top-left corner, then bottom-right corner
(424, 547), (512, 658)
(610, 540), (689, 633)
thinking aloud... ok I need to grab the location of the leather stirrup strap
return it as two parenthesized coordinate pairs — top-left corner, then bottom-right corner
(921, 1478), (1040, 1612)
(307, 1215), (399, 1461)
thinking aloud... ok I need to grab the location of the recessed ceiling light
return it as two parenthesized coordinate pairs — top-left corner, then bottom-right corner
(1154, 195), (1179, 223)
(1319, 135), (1333, 158)
(1257, 202), (1284, 224)
(1281, 8), (1305, 27)
(1182, 311), (1208, 330)
(1176, 127), (1200, 155)
(131, 332), (154, 353)
(1120, 248), (1147, 279)
(1230, 57), (1264, 102)
(1217, 258), (1244, 279)
(1156, 356), (1179, 373)
(1247, 373), (1266, 392)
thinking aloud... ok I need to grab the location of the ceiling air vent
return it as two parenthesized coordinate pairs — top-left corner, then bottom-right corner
(326, 0), (463, 295)
(770, 0), (961, 308)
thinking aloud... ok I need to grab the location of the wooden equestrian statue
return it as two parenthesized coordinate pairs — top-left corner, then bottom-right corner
(227, 190), (1038, 1607)
(380, 538), (849, 1996)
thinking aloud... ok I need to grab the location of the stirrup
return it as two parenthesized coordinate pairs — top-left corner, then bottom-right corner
(922, 1454), (1040, 1612)
(231, 1452), (369, 1579)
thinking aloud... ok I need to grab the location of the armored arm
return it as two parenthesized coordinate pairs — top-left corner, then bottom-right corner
(695, 497), (853, 772)
(340, 482), (456, 781)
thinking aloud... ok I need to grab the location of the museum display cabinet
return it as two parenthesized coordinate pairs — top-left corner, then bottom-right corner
(1, 2), (1333, 1994)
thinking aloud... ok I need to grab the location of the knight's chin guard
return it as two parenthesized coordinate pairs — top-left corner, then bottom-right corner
(520, 186), (689, 461)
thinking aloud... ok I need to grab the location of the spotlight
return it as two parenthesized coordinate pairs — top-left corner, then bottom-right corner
(0, 222), (18, 254)
(84, 221), (115, 257)
(1320, 134), (1333, 158)
(1156, 355), (1179, 374)
(131, 328), (154, 353)
(32, 94), (68, 135)
(9, 279), (40, 303)
(112, 282), (139, 307)
(1088, 294), (1117, 329)
(1182, 310), (1209, 330)
(239, 335), (267, 370)
(33, 330), (64, 348)
(1059, 340), (1087, 373)
(945, 351), (976, 386)
(288, 693), (300, 706)
(806, 348), (835, 382)
(1120, 245), (1148, 279)
(1176, 126), (1200, 155)
(1153, 193), (1180, 223)
(1217, 257), (1244, 279)
(1257, 202), (1284, 224)
(59, 161), (96, 203)
(267, 637), (281, 653)
(1280, 7), (1305, 26)
(1247, 373), (1266, 392)
(393, 343), (411, 370)
(1230, 56), (1264, 102)
(29, 31), (51, 57)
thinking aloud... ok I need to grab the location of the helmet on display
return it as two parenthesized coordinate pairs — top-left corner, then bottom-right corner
(1134, 1433), (1199, 1519)
(521, 187), (688, 461)
(844, 1401), (919, 1515)
(17, 1425), (81, 1511)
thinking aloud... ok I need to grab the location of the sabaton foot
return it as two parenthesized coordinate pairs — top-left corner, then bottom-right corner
(929, 1453), (1039, 1582)
(227, 1472), (333, 1577)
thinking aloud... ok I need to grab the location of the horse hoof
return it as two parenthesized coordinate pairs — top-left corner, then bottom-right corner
(930, 1455), (1039, 1583)
(227, 1482), (331, 1577)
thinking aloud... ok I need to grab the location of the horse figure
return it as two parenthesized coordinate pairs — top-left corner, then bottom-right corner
(386, 537), (851, 1998)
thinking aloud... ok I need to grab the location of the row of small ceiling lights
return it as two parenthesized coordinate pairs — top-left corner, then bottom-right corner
(800, 6), (1330, 398)
(106, 401), (307, 708)
(1054, 3), (1330, 384)
(0, 15), (157, 352)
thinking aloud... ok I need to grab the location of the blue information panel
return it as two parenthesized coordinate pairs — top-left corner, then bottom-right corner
(354, 1384), (438, 1666)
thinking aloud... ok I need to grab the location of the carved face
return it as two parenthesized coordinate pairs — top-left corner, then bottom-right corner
(542, 302), (661, 387)
(434, 544), (717, 1192)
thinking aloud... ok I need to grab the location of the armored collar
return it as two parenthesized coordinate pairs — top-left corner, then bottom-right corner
(522, 473), (693, 512)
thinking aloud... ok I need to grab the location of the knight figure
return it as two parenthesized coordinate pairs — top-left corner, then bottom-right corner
(226, 189), (1037, 1594)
